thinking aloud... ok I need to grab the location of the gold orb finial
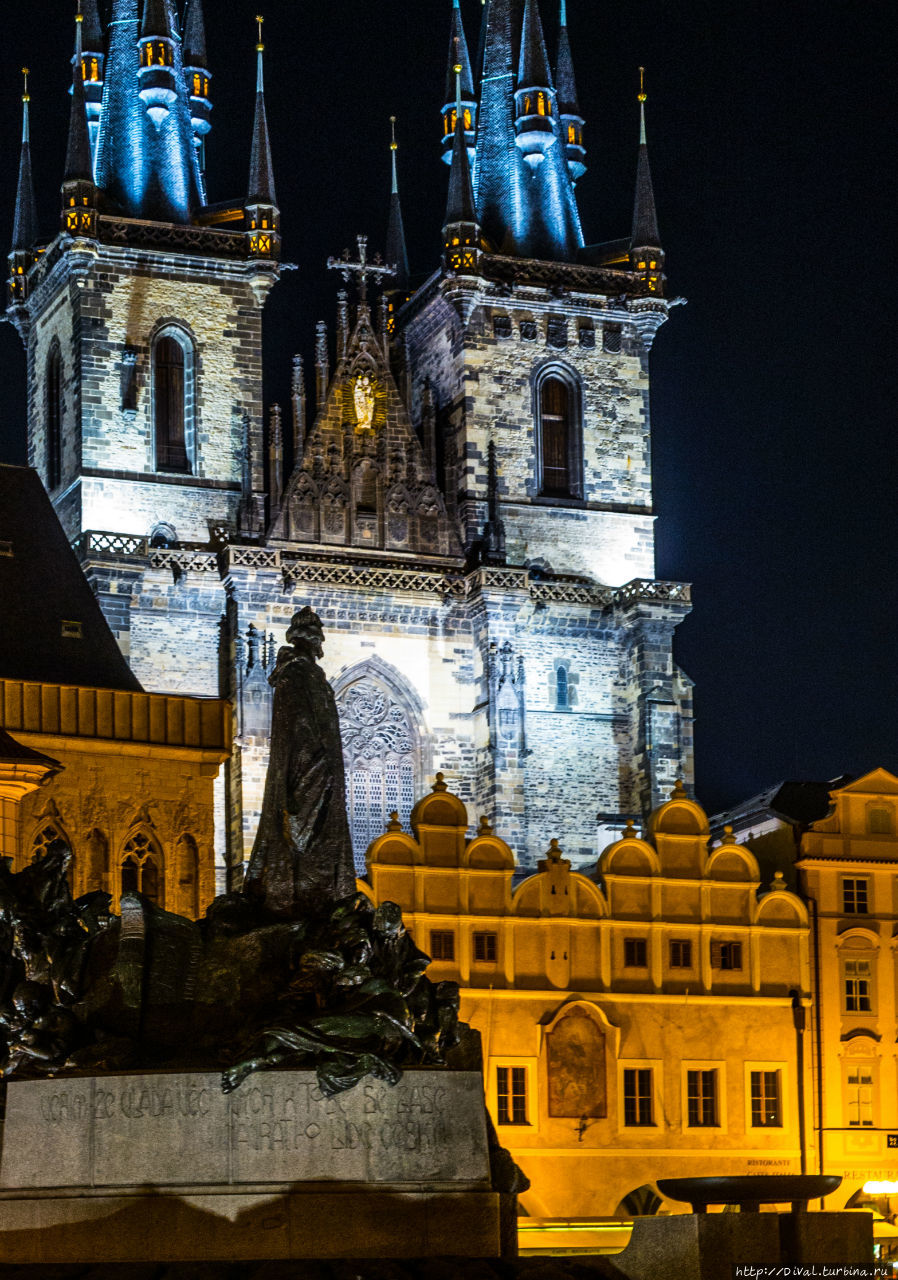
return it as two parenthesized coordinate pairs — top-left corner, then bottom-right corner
(255, 13), (264, 50)
(454, 62), (463, 75)
(390, 115), (398, 151)
(21, 66), (29, 102)
(638, 66), (647, 103)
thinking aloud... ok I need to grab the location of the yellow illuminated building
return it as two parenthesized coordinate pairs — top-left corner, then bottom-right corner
(369, 775), (812, 1216)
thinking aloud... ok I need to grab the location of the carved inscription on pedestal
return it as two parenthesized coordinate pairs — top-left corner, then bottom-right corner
(1, 1071), (490, 1191)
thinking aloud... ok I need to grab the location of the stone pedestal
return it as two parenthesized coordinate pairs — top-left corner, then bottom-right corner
(0, 1068), (504, 1263)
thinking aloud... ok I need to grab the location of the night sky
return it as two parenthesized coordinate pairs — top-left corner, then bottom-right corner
(0, 0), (895, 816)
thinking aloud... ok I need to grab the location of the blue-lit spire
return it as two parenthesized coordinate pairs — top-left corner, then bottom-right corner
(444, 60), (483, 272)
(12, 69), (37, 254)
(182, 0), (212, 178)
(78, 0), (105, 165)
(629, 69), (664, 294)
(441, 0), (476, 167)
(555, 0), (585, 182)
(385, 118), (409, 288)
(245, 16), (280, 258)
(473, 0), (583, 261)
(95, 0), (202, 222)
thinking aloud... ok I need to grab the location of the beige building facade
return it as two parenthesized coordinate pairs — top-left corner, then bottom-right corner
(368, 777), (811, 1216)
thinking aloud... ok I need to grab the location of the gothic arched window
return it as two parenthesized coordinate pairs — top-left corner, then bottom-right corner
(46, 343), (62, 489)
(556, 665), (569, 709)
(176, 834), (200, 918)
(121, 830), (163, 906)
(85, 828), (109, 894)
(153, 327), (195, 474)
(539, 376), (573, 496)
(335, 670), (424, 873)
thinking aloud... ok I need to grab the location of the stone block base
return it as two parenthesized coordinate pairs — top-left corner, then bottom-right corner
(0, 1186), (503, 1263)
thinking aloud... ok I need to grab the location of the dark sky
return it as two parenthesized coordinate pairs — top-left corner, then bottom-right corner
(0, 0), (895, 815)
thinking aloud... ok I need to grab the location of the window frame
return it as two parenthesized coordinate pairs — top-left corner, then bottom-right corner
(745, 1061), (787, 1130)
(842, 877), (870, 915)
(623, 936), (648, 969)
(473, 931), (498, 964)
(489, 1057), (536, 1130)
(532, 363), (583, 502)
(842, 955), (875, 1015)
(682, 1060), (727, 1132)
(152, 324), (196, 475)
(429, 929), (455, 962)
(843, 1059), (877, 1128)
(619, 1059), (662, 1129)
(669, 938), (693, 969)
(710, 939), (743, 971)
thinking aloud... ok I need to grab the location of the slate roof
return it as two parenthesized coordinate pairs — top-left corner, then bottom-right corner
(0, 466), (142, 692)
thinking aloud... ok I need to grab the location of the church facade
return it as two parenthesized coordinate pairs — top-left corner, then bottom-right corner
(6, 0), (693, 889)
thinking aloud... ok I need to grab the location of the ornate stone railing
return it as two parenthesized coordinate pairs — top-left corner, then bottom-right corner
(73, 531), (149, 558)
(282, 557), (466, 599)
(98, 216), (248, 260)
(614, 579), (692, 607)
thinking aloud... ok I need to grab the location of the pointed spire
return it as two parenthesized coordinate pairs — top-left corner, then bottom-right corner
(631, 69), (661, 250)
(12, 68), (38, 253)
(444, 0), (474, 105)
(385, 117), (410, 288)
(555, 0), (579, 115)
(183, 0), (208, 68)
(247, 14), (277, 207)
(65, 8), (94, 185)
(444, 64), (478, 231)
(517, 0), (553, 92)
(141, 0), (174, 41)
(80, 0), (103, 50)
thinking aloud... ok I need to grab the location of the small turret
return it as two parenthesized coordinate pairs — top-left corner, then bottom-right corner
(629, 69), (664, 295)
(385, 117), (410, 290)
(182, 0), (212, 175)
(137, 0), (178, 128)
(443, 62), (483, 272)
(555, 0), (585, 182)
(441, 0), (476, 168)
(245, 16), (280, 259)
(62, 9), (97, 239)
(514, 0), (556, 169)
(78, 0), (105, 163)
(8, 69), (38, 305)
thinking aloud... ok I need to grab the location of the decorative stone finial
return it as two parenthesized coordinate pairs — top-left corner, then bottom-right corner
(386, 811), (402, 832)
(432, 772), (448, 793)
(622, 817), (637, 838)
(720, 824), (736, 845)
(546, 838), (562, 862)
(477, 815), (493, 836)
(670, 779), (687, 800)
(772, 870), (786, 888)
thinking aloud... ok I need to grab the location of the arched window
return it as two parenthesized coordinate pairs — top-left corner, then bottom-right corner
(121, 830), (163, 906)
(536, 371), (581, 498)
(177, 834), (200, 918)
(556, 666), (569, 709)
(335, 666), (426, 873)
(153, 328), (194, 473)
(84, 828), (109, 894)
(46, 344), (62, 489)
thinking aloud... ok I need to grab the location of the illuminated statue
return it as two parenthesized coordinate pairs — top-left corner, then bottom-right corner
(354, 372), (376, 431)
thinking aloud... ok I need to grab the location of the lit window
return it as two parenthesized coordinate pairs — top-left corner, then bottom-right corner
(844, 959), (873, 1013)
(567, 123), (576, 144)
(623, 1068), (654, 1126)
(430, 930), (455, 961)
(670, 939), (692, 968)
(846, 1068), (874, 1126)
(624, 937), (647, 968)
(843, 878), (869, 914)
(711, 940), (743, 970)
(463, 108), (472, 129)
(496, 1066), (527, 1125)
(687, 1069), (719, 1127)
(750, 1070), (781, 1127)
(473, 932), (498, 963)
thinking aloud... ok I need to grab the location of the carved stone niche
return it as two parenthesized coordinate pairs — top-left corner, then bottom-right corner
(546, 1007), (607, 1118)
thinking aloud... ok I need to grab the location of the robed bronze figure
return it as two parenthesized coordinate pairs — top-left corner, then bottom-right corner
(243, 607), (356, 916)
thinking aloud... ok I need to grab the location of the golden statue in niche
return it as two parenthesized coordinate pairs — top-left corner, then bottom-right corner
(354, 372), (376, 431)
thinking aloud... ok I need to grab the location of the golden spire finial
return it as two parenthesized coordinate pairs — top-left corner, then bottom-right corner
(390, 115), (398, 152)
(255, 13), (264, 51)
(21, 67), (29, 102)
(638, 66), (646, 103)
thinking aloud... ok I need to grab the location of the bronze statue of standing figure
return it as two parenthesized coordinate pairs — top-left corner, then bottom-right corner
(243, 606), (356, 917)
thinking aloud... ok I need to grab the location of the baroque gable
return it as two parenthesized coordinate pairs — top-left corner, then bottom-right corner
(270, 304), (461, 559)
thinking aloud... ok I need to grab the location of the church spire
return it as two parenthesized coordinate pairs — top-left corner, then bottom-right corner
(555, 0), (585, 182)
(8, 69), (38, 305)
(514, 0), (555, 169)
(245, 15), (280, 258)
(182, 0), (212, 176)
(12, 69), (37, 254)
(137, 0), (178, 127)
(385, 117), (409, 289)
(629, 69), (664, 294)
(443, 61), (483, 271)
(441, 0), (476, 167)
(62, 7), (98, 239)
(78, 0), (105, 164)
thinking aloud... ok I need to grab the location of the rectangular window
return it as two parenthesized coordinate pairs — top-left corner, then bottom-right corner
(496, 1066), (527, 1125)
(670, 939), (692, 968)
(624, 937), (648, 968)
(711, 941), (743, 970)
(843, 879), (869, 914)
(847, 1069), (874, 1127)
(750, 1070), (782, 1127)
(844, 959), (873, 1012)
(687, 1069), (719, 1127)
(429, 930), (455, 961)
(473, 932), (498, 963)
(623, 1068), (654, 1126)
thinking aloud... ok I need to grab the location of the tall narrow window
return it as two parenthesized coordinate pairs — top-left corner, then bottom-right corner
(496, 1066), (528, 1125)
(843, 878), (869, 915)
(844, 959), (873, 1013)
(750, 1070), (781, 1127)
(846, 1068), (874, 1127)
(46, 345), (62, 489)
(154, 331), (193, 473)
(623, 1068), (654, 1126)
(687, 1070), (719, 1127)
(121, 830), (164, 906)
(539, 376), (572, 496)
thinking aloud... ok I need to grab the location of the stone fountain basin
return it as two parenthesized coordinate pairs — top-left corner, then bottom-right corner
(657, 1175), (842, 1212)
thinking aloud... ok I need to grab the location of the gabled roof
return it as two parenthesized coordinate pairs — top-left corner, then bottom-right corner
(0, 466), (142, 692)
(831, 768), (898, 797)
